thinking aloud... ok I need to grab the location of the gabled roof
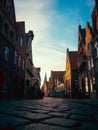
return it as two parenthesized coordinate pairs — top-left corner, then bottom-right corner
(80, 30), (86, 43)
(81, 29), (86, 42)
(78, 25), (86, 44)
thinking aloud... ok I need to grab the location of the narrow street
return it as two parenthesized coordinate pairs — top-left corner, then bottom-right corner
(0, 98), (98, 130)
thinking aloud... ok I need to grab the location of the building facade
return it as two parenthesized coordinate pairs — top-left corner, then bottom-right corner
(0, 0), (16, 98)
(77, 25), (88, 97)
(48, 70), (65, 97)
(14, 21), (26, 98)
(50, 71), (65, 88)
(25, 30), (34, 98)
(85, 22), (96, 98)
(65, 48), (78, 98)
(0, 0), (41, 99)
(91, 0), (98, 97)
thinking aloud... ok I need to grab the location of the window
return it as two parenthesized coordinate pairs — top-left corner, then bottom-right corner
(94, 41), (98, 58)
(16, 35), (19, 41)
(10, 31), (14, 42)
(88, 60), (90, 71)
(8, 6), (13, 15)
(4, 23), (9, 37)
(20, 36), (23, 47)
(18, 55), (21, 67)
(91, 57), (94, 68)
(14, 51), (17, 65)
(4, 46), (9, 61)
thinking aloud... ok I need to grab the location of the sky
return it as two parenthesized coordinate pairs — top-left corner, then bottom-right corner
(14, 0), (94, 86)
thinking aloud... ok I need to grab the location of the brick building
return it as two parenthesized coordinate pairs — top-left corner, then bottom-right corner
(48, 70), (65, 97)
(0, 0), (40, 99)
(65, 48), (78, 98)
(50, 70), (65, 88)
(0, 0), (16, 98)
(78, 25), (88, 97)
(91, 0), (98, 97)
(25, 30), (34, 98)
(85, 22), (96, 98)
(30, 67), (41, 98)
(14, 21), (26, 98)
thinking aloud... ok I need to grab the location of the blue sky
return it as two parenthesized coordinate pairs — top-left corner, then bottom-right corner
(14, 0), (94, 86)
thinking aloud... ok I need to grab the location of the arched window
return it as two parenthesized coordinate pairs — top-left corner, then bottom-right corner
(4, 23), (9, 37)
(10, 30), (14, 42)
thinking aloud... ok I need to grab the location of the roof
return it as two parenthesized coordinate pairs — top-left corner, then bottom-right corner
(78, 25), (86, 44)
(80, 29), (86, 43)
(69, 51), (78, 70)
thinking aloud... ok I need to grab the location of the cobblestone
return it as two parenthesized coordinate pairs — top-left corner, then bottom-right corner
(0, 98), (98, 130)
(15, 123), (72, 130)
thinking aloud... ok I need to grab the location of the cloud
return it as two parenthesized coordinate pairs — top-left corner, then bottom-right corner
(86, 0), (94, 7)
(14, 0), (89, 86)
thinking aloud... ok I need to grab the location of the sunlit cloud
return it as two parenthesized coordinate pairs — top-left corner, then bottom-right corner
(14, 0), (93, 85)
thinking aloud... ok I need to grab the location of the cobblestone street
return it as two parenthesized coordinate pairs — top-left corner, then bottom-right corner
(0, 98), (98, 130)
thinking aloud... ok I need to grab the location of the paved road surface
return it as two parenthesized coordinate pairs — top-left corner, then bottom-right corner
(0, 97), (98, 130)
